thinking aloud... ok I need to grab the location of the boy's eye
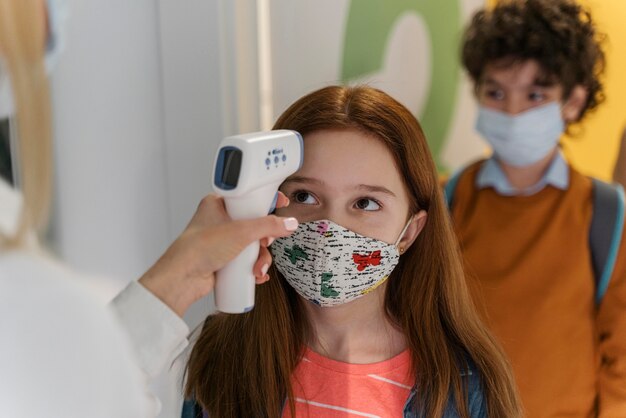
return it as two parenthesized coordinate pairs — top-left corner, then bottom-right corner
(293, 191), (317, 205)
(528, 91), (545, 102)
(355, 198), (381, 211)
(486, 89), (505, 101)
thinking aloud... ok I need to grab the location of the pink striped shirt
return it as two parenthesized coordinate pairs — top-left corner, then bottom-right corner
(283, 348), (414, 418)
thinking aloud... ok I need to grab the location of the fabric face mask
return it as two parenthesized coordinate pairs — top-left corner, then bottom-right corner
(476, 102), (565, 167)
(270, 219), (410, 307)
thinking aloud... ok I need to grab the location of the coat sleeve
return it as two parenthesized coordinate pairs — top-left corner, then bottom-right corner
(110, 280), (190, 380)
(110, 281), (191, 416)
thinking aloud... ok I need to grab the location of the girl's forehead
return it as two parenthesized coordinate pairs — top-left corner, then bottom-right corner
(292, 129), (406, 194)
(300, 130), (393, 170)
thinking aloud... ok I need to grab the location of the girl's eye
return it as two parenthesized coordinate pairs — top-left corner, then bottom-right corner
(355, 198), (381, 211)
(293, 191), (317, 205)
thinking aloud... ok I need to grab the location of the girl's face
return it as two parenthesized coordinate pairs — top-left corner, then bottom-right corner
(276, 128), (425, 247)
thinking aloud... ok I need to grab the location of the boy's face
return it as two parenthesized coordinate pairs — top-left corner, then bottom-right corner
(476, 59), (564, 116)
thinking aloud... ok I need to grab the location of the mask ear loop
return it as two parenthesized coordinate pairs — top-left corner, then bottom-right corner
(394, 215), (414, 252)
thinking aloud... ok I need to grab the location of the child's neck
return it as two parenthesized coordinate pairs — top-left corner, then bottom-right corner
(304, 284), (406, 364)
(499, 148), (558, 192)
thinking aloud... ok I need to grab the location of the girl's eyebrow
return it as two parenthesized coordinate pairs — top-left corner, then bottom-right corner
(284, 176), (396, 197)
(356, 184), (396, 197)
(282, 175), (325, 186)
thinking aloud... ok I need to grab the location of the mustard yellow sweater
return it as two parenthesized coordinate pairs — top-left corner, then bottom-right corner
(451, 161), (626, 418)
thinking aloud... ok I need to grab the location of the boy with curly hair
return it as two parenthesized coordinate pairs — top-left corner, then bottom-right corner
(447, 0), (626, 416)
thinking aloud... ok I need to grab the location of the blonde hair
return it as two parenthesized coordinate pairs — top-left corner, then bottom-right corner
(0, 0), (53, 247)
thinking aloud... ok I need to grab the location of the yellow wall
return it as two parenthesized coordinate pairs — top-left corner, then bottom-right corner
(486, 0), (626, 181)
(564, 0), (626, 181)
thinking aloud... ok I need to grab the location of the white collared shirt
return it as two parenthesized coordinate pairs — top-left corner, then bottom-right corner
(475, 152), (569, 196)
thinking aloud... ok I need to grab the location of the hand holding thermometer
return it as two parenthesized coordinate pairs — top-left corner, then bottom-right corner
(212, 130), (303, 313)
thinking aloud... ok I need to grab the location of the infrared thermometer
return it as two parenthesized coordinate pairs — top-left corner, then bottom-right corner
(212, 130), (303, 313)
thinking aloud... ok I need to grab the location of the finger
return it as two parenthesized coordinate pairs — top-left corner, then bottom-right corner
(275, 192), (290, 209)
(260, 236), (275, 247)
(254, 247), (273, 284)
(254, 246), (272, 276)
(228, 215), (299, 250)
(255, 274), (270, 285)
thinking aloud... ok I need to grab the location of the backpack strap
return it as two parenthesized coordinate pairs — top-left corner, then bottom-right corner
(590, 178), (625, 305)
(181, 399), (204, 418)
(444, 166), (467, 210)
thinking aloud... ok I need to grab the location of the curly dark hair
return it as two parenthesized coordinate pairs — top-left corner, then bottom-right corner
(461, 0), (605, 121)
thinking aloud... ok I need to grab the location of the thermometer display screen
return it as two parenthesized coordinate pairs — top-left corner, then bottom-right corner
(221, 149), (242, 188)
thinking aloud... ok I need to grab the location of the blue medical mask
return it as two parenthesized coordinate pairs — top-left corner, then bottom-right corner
(476, 102), (565, 167)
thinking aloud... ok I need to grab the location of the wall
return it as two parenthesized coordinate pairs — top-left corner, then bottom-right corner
(50, 0), (170, 293)
(563, 0), (626, 181)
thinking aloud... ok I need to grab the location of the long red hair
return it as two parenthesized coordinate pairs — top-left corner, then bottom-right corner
(185, 85), (522, 417)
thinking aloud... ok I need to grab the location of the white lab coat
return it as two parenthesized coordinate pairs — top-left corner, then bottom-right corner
(0, 178), (184, 417)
